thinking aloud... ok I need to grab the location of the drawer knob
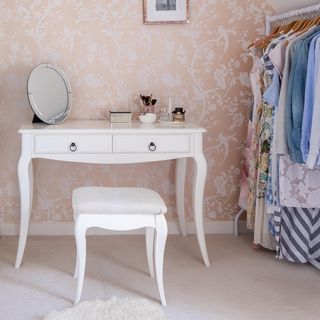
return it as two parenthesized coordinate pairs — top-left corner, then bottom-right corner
(69, 142), (77, 152)
(148, 142), (156, 152)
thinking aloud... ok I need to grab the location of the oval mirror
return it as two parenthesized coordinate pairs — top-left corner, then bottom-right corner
(27, 63), (72, 124)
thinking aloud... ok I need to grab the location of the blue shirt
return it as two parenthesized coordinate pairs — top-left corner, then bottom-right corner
(286, 28), (320, 163)
(264, 69), (280, 107)
(301, 34), (320, 163)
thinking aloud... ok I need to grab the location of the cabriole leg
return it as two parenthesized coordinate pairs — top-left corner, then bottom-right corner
(193, 153), (210, 267)
(154, 215), (168, 306)
(15, 151), (32, 269)
(176, 158), (187, 236)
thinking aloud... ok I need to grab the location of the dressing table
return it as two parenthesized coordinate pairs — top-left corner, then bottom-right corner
(16, 120), (210, 268)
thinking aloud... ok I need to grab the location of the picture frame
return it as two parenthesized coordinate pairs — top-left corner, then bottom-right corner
(143, 0), (189, 25)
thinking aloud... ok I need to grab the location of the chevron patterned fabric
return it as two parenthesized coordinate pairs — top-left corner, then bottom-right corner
(278, 207), (320, 269)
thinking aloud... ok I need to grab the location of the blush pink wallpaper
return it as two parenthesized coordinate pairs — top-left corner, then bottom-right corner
(0, 0), (273, 225)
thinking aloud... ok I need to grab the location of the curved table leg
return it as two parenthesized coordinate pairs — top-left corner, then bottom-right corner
(175, 158), (187, 236)
(15, 135), (33, 269)
(193, 135), (210, 267)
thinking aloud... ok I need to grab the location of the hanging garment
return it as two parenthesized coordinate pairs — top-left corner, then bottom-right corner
(254, 200), (276, 250)
(278, 207), (320, 266)
(274, 32), (320, 208)
(254, 35), (291, 249)
(306, 37), (320, 169)
(268, 36), (296, 214)
(263, 69), (281, 209)
(269, 36), (292, 77)
(279, 155), (320, 208)
(285, 28), (320, 163)
(246, 53), (264, 229)
(238, 133), (250, 211)
(275, 27), (317, 156)
(272, 208), (282, 256)
(300, 33), (320, 163)
(256, 36), (287, 200)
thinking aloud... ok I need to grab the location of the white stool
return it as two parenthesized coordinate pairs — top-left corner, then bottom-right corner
(72, 186), (168, 305)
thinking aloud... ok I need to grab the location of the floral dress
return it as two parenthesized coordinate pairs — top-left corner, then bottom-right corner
(246, 51), (264, 229)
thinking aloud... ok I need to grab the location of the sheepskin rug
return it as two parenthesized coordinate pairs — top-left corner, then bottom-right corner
(44, 297), (168, 320)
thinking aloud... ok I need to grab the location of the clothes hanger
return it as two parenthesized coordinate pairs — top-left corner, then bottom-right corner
(278, 21), (296, 34)
(314, 16), (320, 27)
(296, 16), (320, 33)
(299, 18), (315, 31)
(260, 17), (319, 49)
(248, 15), (320, 51)
(248, 27), (283, 50)
(258, 18), (308, 50)
(247, 21), (285, 50)
(305, 16), (320, 29)
(292, 17), (317, 32)
(272, 25), (281, 34)
(259, 26), (289, 50)
(289, 18), (306, 32)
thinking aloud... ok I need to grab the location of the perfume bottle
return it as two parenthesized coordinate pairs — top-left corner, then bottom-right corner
(172, 107), (185, 122)
(159, 108), (169, 122)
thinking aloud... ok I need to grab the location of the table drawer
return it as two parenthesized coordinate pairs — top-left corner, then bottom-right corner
(33, 135), (112, 154)
(113, 134), (190, 153)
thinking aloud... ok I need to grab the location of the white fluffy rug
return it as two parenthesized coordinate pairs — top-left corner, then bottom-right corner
(44, 297), (168, 320)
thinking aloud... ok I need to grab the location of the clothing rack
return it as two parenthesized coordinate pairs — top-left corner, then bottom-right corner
(234, 3), (320, 237)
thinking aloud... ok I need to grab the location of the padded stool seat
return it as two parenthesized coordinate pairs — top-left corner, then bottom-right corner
(73, 187), (167, 215)
(72, 186), (168, 305)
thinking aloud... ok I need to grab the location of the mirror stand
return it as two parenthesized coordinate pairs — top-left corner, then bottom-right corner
(27, 63), (72, 124)
(32, 113), (45, 123)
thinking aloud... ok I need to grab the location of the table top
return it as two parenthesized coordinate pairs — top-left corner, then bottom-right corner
(19, 120), (206, 134)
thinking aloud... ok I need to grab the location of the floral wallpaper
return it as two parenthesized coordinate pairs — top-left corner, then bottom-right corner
(0, 0), (273, 225)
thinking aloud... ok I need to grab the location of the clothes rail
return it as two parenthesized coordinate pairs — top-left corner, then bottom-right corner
(234, 3), (320, 237)
(266, 5), (320, 271)
(266, 4), (320, 35)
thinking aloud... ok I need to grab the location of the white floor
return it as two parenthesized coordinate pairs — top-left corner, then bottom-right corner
(0, 234), (319, 320)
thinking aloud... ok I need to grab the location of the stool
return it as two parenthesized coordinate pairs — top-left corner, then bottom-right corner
(72, 186), (168, 305)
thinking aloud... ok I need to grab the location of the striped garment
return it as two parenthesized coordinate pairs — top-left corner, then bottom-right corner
(261, 34), (288, 81)
(273, 209), (281, 256)
(278, 207), (320, 269)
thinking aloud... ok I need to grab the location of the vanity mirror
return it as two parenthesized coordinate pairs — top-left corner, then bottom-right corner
(27, 63), (72, 124)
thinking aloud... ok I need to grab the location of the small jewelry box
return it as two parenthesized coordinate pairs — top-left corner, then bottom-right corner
(109, 111), (132, 123)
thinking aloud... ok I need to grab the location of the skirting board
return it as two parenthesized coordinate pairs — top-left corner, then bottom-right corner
(0, 221), (250, 236)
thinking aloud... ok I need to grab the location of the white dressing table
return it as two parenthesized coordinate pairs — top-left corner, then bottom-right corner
(16, 120), (209, 268)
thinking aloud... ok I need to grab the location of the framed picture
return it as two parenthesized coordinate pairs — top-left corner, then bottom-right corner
(143, 0), (189, 25)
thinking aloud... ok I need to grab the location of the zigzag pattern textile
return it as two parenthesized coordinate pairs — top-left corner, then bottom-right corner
(279, 207), (320, 269)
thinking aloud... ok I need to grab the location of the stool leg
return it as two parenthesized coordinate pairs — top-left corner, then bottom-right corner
(74, 219), (87, 304)
(146, 227), (155, 278)
(74, 211), (78, 278)
(74, 211), (79, 278)
(154, 215), (168, 306)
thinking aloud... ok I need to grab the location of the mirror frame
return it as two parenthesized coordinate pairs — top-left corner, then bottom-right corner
(27, 63), (72, 124)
